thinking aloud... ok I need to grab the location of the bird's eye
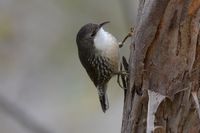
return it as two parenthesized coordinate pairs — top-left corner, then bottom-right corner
(91, 32), (96, 37)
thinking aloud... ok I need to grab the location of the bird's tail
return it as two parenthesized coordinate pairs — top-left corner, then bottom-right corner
(98, 85), (109, 113)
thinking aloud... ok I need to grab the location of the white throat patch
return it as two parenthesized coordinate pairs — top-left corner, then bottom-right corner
(94, 28), (117, 51)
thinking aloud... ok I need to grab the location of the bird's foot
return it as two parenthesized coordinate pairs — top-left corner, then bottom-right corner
(116, 56), (129, 89)
(115, 71), (129, 76)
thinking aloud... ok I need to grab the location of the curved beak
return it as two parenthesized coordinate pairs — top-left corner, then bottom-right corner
(99, 21), (110, 28)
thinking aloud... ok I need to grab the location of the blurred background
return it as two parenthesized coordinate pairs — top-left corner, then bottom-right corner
(0, 0), (138, 133)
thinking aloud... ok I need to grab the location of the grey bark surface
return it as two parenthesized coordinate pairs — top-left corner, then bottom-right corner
(121, 0), (200, 133)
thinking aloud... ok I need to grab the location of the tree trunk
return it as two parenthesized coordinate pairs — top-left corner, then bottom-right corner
(121, 0), (200, 133)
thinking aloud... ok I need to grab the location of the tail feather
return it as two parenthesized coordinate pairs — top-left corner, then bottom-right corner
(99, 93), (109, 113)
(98, 85), (109, 113)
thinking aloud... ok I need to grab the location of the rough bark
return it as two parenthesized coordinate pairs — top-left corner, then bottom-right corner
(121, 0), (200, 133)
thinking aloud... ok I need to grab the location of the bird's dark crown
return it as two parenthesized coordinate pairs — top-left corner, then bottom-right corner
(77, 23), (99, 42)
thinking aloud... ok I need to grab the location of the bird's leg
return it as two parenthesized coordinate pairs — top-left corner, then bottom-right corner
(117, 72), (129, 89)
(117, 64), (127, 89)
(119, 27), (134, 48)
(117, 72), (124, 89)
(116, 56), (130, 89)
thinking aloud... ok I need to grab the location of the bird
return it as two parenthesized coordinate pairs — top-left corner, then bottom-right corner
(76, 21), (120, 112)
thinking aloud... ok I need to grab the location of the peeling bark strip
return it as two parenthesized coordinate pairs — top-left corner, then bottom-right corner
(121, 0), (200, 133)
(147, 90), (165, 133)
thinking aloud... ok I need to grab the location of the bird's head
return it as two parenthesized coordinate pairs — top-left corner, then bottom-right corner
(76, 21), (110, 50)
